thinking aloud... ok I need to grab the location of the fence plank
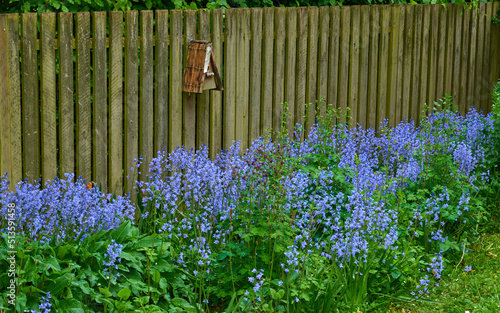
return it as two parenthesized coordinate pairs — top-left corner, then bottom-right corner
(170, 10), (183, 152)
(327, 6), (340, 125)
(467, 5), (478, 111)
(377, 6), (390, 127)
(183, 10), (196, 151)
(40, 13), (57, 183)
(296, 7), (308, 134)
(58, 13), (74, 178)
(474, 3), (485, 112)
(491, 2), (500, 111)
(419, 5), (430, 115)
(0, 15), (11, 183)
(273, 8), (285, 140)
(224, 9), (236, 149)
(124, 10), (138, 196)
(367, 6), (379, 128)
(444, 3), (455, 97)
(459, 7), (470, 116)
(306, 7), (319, 130)
(249, 8), (263, 144)
(236, 9), (251, 150)
(401, 5), (413, 123)
(357, 6), (369, 128)
(387, 6), (400, 127)
(155, 10), (169, 156)
(76, 13), (91, 182)
(394, 6), (405, 125)
(197, 10), (211, 149)
(348, 6), (360, 126)
(109, 11), (123, 194)
(317, 6), (330, 119)
(93, 11), (107, 191)
(285, 7), (297, 136)
(410, 5), (422, 123)
(21, 13), (39, 183)
(435, 5), (446, 102)
(427, 5), (438, 112)
(6, 14), (22, 185)
(140, 11), (154, 182)
(452, 5), (463, 107)
(339, 6), (351, 123)
(261, 8), (274, 137)
(481, 3), (492, 112)
(210, 9), (223, 158)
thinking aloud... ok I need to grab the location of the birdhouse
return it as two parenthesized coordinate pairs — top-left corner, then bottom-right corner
(182, 40), (223, 94)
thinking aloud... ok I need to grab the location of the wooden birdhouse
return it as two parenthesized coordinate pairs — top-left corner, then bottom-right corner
(182, 40), (223, 94)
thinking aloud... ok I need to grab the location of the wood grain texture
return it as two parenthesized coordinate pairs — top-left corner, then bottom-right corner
(296, 7), (308, 136)
(394, 6), (405, 125)
(452, 5), (463, 106)
(358, 6), (370, 128)
(249, 8), (263, 144)
(285, 7), (297, 137)
(260, 8), (274, 138)
(481, 3), (492, 112)
(387, 6), (401, 127)
(410, 5), (422, 123)
(170, 10), (183, 152)
(317, 6), (330, 120)
(273, 7), (285, 141)
(349, 6), (360, 126)
(459, 7), (470, 116)
(444, 3), (455, 97)
(490, 2), (500, 112)
(367, 6), (379, 128)
(210, 9), (223, 158)
(435, 4), (446, 102)
(21, 13), (40, 183)
(306, 7), (319, 131)
(466, 5), (478, 112)
(93, 11), (107, 191)
(377, 6), (389, 127)
(473, 3), (485, 112)
(155, 10), (169, 155)
(197, 10), (211, 149)
(235, 9), (250, 150)
(427, 5), (439, 112)
(6, 14), (22, 185)
(183, 10), (196, 151)
(419, 5), (430, 115)
(140, 10), (154, 182)
(40, 13), (57, 182)
(124, 11), (138, 196)
(0, 15), (11, 183)
(58, 13), (74, 178)
(109, 11), (123, 194)
(401, 5), (413, 123)
(223, 9), (236, 149)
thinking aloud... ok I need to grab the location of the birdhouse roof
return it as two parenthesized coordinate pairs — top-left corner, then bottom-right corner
(182, 40), (222, 94)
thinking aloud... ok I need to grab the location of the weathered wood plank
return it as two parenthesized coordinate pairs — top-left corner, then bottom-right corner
(474, 3), (485, 112)
(490, 2), (500, 112)
(401, 5), (413, 123)
(481, 3), (492, 112)
(249, 8), (263, 144)
(6, 14), (22, 185)
(109, 11), (123, 194)
(155, 10), (169, 156)
(435, 4), (446, 102)
(394, 6), (405, 125)
(21, 13), (40, 183)
(427, 5), (439, 112)
(459, 7), (470, 116)
(349, 6), (360, 126)
(58, 13), (74, 178)
(367, 6), (379, 128)
(377, 6), (389, 127)
(296, 7), (308, 135)
(273, 7), (285, 140)
(285, 7), (297, 137)
(306, 7), (319, 132)
(223, 9), (237, 149)
(358, 6), (370, 128)
(0, 15), (11, 183)
(183, 10), (196, 151)
(339, 6), (351, 124)
(467, 5), (478, 111)
(419, 5), (430, 116)
(124, 10), (138, 196)
(197, 9), (211, 149)
(93, 11), (107, 191)
(40, 13), (57, 183)
(170, 10), (183, 152)
(452, 4), (463, 106)
(140, 10), (154, 182)
(317, 6), (330, 120)
(410, 5), (422, 123)
(235, 8), (249, 149)
(76, 13), (91, 182)
(210, 9), (223, 158)
(444, 3), (455, 97)
(261, 8), (274, 138)
(387, 6), (401, 127)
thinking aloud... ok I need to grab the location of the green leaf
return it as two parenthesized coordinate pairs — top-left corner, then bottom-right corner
(111, 221), (131, 243)
(46, 274), (70, 296)
(270, 288), (282, 300)
(171, 298), (196, 312)
(99, 287), (112, 298)
(59, 299), (84, 313)
(152, 269), (161, 283)
(118, 287), (132, 300)
(45, 255), (61, 272)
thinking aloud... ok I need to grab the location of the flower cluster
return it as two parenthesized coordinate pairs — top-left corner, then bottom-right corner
(103, 240), (123, 281)
(31, 292), (52, 313)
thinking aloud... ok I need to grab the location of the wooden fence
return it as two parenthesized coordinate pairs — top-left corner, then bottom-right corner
(0, 3), (499, 194)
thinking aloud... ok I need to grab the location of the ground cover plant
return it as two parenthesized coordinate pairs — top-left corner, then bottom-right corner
(0, 93), (498, 312)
